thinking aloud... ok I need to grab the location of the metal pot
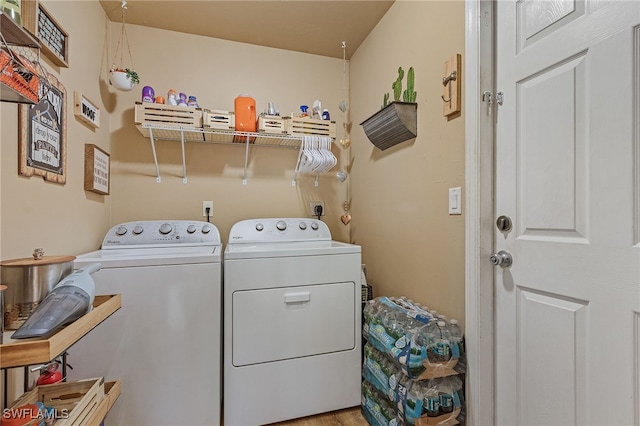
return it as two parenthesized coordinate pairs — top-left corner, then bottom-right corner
(1, 248), (75, 330)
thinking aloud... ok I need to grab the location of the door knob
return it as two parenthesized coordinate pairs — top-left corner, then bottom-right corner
(490, 250), (513, 268)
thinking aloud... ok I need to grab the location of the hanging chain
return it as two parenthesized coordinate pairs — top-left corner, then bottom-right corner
(111, 0), (134, 70)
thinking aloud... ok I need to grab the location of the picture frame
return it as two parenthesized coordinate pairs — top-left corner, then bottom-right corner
(21, 0), (69, 67)
(18, 71), (67, 184)
(74, 91), (100, 128)
(84, 144), (110, 195)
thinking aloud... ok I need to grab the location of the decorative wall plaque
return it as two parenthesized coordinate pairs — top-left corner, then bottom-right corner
(74, 91), (100, 128)
(18, 71), (67, 184)
(84, 144), (110, 195)
(21, 0), (69, 67)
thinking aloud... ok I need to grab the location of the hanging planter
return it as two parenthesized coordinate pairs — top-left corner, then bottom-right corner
(109, 0), (139, 92)
(109, 67), (139, 91)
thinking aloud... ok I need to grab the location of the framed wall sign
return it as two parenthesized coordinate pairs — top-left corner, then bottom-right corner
(21, 0), (69, 67)
(84, 144), (110, 195)
(74, 91), (100, 128)
(18, 72), (67, 184)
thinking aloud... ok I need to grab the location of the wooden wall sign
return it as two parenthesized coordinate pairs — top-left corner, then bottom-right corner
(21, 0), (69, 67)
(74, 91), (100, 128)
(18, 71), (67, 184)
(84, 144), (110, 195)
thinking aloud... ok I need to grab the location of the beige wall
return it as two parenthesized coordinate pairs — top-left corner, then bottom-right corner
(0, 0), (466, 314)
(350, 1), (466, 326)
(108, 24), (349, 242)
(1, 0), (111, 260)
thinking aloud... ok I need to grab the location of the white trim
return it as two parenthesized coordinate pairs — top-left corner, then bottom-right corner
(465, 1), (495, 425)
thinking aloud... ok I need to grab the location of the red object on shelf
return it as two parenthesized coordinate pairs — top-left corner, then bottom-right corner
(35, 362), (63, 386)
(0, 49), (39, 103)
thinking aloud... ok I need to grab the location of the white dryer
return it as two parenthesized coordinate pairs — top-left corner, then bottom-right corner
(69, 220), (222, 426)
(224, 218), (362, 425)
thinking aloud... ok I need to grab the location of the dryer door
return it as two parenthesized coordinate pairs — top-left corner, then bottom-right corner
(232, 282), (356, 366)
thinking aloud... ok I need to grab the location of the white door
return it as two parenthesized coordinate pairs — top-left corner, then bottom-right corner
(495, 1), (640, 425)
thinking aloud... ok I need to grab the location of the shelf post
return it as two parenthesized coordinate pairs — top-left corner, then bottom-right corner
(242, 133), (250, 185)
(148, 127), (161, 183)
(180, 129), (187, 183)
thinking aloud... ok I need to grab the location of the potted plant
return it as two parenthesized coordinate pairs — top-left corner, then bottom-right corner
(108, 1), (140, 92)
(109, 66), (139, 92)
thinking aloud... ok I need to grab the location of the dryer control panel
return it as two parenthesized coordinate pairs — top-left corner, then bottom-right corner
(102, 220), (221, 248)
(228, 218), (331, 243)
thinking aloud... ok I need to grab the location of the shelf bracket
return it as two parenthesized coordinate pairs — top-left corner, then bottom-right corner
(148, 128), (161, 183)
(179, 129), (187, 184)
(292, 142), (305, 186)
(242, 134), (250, 185)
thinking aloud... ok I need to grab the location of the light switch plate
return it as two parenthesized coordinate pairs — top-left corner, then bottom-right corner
(449, 187), (462, 215)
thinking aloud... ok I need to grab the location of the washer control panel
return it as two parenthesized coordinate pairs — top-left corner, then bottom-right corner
(229, 218), (331, 243)
(102, 220), (221, 248)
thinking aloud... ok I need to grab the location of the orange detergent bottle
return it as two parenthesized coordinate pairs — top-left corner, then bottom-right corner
(234, 94), (256, 132)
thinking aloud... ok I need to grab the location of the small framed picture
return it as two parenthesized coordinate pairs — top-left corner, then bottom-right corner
(74, 91), (100, 128)
(84, 144), (110, 195)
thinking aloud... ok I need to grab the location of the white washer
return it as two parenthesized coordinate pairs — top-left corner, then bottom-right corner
(224, 218), (362, 425)
(69, 220), (222, 426)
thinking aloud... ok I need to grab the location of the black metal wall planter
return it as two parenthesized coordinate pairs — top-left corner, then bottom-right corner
(360, 101), (417, 151)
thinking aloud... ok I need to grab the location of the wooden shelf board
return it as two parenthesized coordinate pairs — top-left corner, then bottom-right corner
(0, 294), (122, 368)
(0, 12), (39, 47)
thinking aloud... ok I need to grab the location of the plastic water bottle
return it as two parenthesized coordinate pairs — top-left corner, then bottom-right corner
(438, 378), (454, 414)
(423, 385), (441, 417)
(449, 319), (464, 358)
(425, 321), (451, 363)
(187, 95), (199, 107)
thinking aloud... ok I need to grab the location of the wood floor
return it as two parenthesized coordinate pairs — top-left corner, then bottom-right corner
(269, 406), (367, 425)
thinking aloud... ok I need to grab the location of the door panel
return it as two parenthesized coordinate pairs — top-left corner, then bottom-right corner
(495, 1), (640, 425)
(516, 288), (588, 426)
(518, 53), (587, 240)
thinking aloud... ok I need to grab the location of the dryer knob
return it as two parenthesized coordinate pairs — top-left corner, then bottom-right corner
(159, 223), (173, 235)
(255, 223), (264, 232)
(187, 225), (197, 234)
(201, 224), (212, 234)
(299, 222), (307, 230)
(115, 226), (127, 236)
(132, 225), (144, 235)
(310, 222), (319, 231)
(276, 220), (287, 231)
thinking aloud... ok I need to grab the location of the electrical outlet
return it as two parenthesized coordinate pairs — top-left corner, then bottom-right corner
(309, 201), (325, 217)
(202, 201), (213, 217)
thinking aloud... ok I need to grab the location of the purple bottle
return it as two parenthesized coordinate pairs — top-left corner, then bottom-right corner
(142, 86), (155, 103)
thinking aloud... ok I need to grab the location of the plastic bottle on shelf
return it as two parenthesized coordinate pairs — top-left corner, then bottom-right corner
(142, 86), (155, 103)
(187, 95), (199, 107)
(167, 90), (178, 105)
(235, 95), (257, 132)
(177, 92), (188, 106)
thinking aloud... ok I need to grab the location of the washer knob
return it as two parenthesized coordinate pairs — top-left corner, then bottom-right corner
(115, 226), (127, 236)
(299, 222), (307, 230)
(310, 222), (319, 231)
(159, 223), (173, 235)
(255, 223), (264, 232)
(132, 225), (144, 235)
(187, 225), (197, 234)
(276, 220), (287, 231)
(201, 224), (211, 234)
